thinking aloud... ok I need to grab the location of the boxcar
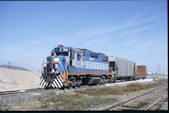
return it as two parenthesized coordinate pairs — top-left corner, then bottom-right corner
(108, 56), (136, 81)
(135, 65), (147, 79)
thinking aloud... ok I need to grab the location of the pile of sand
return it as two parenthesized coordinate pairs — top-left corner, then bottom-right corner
(0, 68), (42, 91)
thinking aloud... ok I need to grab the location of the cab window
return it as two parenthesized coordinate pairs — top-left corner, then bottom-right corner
(63, 52), (68, 56)
(77, 53), (81, 60)
(62, 48), (69, 56)
(55, 49), (62, 55)
(51, 52), (55, 56)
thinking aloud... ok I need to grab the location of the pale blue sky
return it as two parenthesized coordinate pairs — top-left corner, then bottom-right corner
(0, 0), (168, 73)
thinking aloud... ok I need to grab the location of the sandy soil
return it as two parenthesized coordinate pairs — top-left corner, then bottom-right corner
(0, 68), (42, 91)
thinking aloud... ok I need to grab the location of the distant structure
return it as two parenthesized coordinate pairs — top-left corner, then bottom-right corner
(0, 64), (30, 71)
(148, 72), (153, 74)
(8, 61), (11, 69)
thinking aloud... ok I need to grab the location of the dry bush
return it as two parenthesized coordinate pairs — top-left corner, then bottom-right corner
(36, 92), (117, 110)
(34, 79), (168, 110)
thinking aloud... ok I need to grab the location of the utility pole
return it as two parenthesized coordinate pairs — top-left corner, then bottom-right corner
(159, 64), (161, 75)
(156, 64), (158, 74)
(8, 61), (11, 69)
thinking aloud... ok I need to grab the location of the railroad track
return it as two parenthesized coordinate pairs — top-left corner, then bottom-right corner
(0, 79), (130, 96)
(143, 95), (168, 110)
(0, 84), (103, 96)
(0, 84), (101, 96)
(105, 84), (168, 111)
(0, 79), (166, 98)
(0, 88), (59, 96)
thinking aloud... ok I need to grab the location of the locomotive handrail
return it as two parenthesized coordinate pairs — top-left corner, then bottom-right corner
(45, 62), (47, 73)
(68, 56), (73, 72)
(51, 62), (53, 73)
(42, 58), (44, 73)
(58, 62), (60, 73)
(58, 60), (67, 85)
(64, 57), (69, 80)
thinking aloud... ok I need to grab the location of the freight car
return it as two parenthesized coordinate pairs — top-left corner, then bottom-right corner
(108, 56), (136, 82)
(135, 65), (147, 79)
(40, 45), (112, 89)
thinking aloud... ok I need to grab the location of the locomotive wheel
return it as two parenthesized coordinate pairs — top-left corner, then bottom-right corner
(103, 76), (106, 84)
(72, 84), (76, 88)
(108, 78), (112, 83)
(130, 77), (133, 81)
(70, 77), (76, 88)
(45, 83), (52, 89)
(72, 81), (76, 88)
(61, 85), (65, 90)
(66, 80), (71, 89)
(76, 80), (81, 87)
(112, 77), (116, 83)
(66, 86), (69, 89)
(100, 76), (105, 85)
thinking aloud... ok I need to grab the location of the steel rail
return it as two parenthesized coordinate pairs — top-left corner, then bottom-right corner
(106, 84), (168, 111)
(144, 96), (163, 110)
(0, 88), (59, 96)
(0, 81), (167, 98)
(0, 84), (92, 96)
(144, 95), (168, 110)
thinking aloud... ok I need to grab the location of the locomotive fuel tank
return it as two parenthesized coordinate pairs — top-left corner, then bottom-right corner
(88, 76), (101, 85)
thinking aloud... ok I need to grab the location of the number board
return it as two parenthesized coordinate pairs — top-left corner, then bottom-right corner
(63, 49), (69, 51)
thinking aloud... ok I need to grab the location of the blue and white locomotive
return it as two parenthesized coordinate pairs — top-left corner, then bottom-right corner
(40, 45), (112, 89)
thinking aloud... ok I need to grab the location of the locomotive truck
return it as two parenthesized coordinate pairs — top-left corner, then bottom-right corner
(40, 45), (147, 89)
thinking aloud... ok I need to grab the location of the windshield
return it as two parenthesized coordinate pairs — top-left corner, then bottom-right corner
(55, 48), (69, 56)
(62, 52), (68, 56)
(62, 48), (69, 56)
(56, 52), (62, 55)
(55, 49), (61, 55)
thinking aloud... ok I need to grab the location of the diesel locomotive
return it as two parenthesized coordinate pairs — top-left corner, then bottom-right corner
(40, 45), (147, 89)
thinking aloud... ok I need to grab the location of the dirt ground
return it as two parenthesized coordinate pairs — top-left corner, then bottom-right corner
(0, 68), (42, 91)
(0, 68), (168, 111)
(0, 79), (167, 111)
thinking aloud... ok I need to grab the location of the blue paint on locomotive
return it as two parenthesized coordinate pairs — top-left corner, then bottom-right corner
(46, 46), (109, 74)
(70, 66), (108, 74)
